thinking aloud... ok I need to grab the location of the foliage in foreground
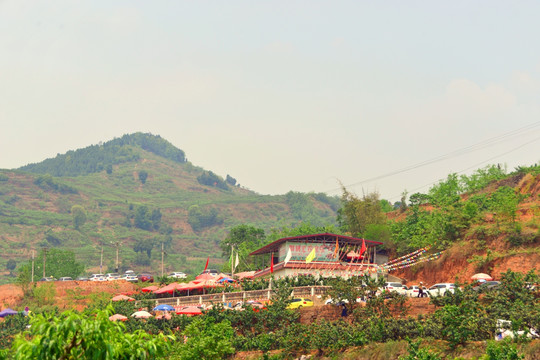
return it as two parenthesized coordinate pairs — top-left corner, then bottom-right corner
(5, 307), (172, 360)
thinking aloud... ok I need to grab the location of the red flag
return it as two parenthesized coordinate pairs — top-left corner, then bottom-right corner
(204, 257), (209, 271)
(270, 253), (274, 273)
(360, 239), (367, 256)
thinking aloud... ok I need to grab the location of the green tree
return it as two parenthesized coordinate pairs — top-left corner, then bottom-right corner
(105, 164), (113, 174)
(10, 307), (172, 359)
(6, 259), (16, 275)
(134, 205), (152, 230)
(172, 317), (234, 360)
(138, 170), (148, 184)
(220, 225), (266, 272)
(133, 238), (154, 258)
(71, 205), (87, 230)
(338, 188), (387, 238)
(17, 249), (84, 281)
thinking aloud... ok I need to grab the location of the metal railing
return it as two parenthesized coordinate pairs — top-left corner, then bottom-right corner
(151, 286), (332, 308)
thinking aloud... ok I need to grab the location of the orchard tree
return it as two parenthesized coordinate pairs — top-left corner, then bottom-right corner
(10, 308), (172, 359)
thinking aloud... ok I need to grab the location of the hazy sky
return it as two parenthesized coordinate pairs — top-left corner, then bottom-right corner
(1, 1), (539, 201)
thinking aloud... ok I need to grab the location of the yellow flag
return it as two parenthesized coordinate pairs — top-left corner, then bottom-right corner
(305, 248), (316, 263)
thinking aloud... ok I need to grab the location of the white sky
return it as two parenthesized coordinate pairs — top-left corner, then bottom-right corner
(1, 1), (539, 201)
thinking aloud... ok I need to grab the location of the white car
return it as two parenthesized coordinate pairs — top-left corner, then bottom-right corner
(383, 282), (408, 296)
(89, 274), (106, 282)
(406, 285), (421, 297)
(105, 273), (121, 281)
(168, 272), (187, 279)
(427, 283), (455, 297)
(120, 274), (138, 282)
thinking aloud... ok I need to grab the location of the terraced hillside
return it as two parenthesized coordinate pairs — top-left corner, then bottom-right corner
(0, 133), (339, 283)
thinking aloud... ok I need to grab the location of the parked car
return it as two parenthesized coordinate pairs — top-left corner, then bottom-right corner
(76, 276), (89, 281)
(427, 283), (455, 297)
(105, 273), (121, 281)
(38, 276), (56, 282)
(286, 298), (314, 309)
(406, 285), (421, 297)
(473, 281), (501, 292)
(138, 273), (154, 283)
(168, 272), (187, 279)
(58, 277), (73, 281)
(383, 282), (408, 295)
(124, 270), (135, 275)
(121, 274), (138, 282)
(200, 269), (219, 276)
(89, 274), (106, 282)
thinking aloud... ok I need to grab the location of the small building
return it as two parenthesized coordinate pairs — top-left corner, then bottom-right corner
(249, 233), (384, 279)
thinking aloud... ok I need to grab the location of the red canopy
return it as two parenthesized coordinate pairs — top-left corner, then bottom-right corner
(235, 271), (255, 279)
(141, 286), (159, 293)
(153, 283), (179, 294)
(176, 306), (202, 316)
(195, 273), (218, 281)
(112, 294), (135, 302)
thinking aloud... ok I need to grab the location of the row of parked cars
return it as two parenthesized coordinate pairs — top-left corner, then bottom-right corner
(384, 281), (508, 297)
(40, 270), (189, 283)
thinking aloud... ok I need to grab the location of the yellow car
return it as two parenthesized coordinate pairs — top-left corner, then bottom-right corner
(286, 298), (314, 309)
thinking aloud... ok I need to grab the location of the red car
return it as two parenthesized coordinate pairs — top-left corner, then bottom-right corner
(137, 273), (154, 283)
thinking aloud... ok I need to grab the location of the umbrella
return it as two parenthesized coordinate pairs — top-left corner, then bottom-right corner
(141, 286), (159, 293)
(176, 306), (202, 316)
(153, 304), (175, 311)
(109, 314), (128, 322)
(112, 294), (135, 302)
(0, 308), (18, 318)
(217, 277), (235, 283)
(131, 311), (153, 319)
(471, 273), (493, 281)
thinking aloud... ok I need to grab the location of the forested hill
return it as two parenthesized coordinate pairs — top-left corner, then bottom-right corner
(19, 133), (186, 177)
(0, 133), (340, 283)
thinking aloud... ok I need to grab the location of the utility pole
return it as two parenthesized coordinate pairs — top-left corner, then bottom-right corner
(31, 249), (35, 282)
(161, 242), (164, 278)
(231, 244), (235, 277)
(115, 242), (120, 273)
(100, 246), (103, 274)
(42, 247), (47, 278)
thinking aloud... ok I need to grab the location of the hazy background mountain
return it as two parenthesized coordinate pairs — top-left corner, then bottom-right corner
(0, 133), (340, 282)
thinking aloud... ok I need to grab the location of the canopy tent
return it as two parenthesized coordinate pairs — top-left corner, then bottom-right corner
(0, 308), (18, 318)
(131, 311), (152, 319)
(195, 272), (218, 281)
(111, 295), (135, 302)
(141, 286), (159, 293)
(153, 283), (180, 295)
(153, 304), (175, 312)
(234, 271), (255, 280)
(109, 314), (128, 322)
(176, 306), (202, 316)
(471, 273), (493, 281)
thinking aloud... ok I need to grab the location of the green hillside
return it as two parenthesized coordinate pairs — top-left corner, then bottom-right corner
(0, 133), (339, 283)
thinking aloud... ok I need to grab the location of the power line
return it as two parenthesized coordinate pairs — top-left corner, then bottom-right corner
(385, 135), (540, 201)
(324, 120), (540, 194)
